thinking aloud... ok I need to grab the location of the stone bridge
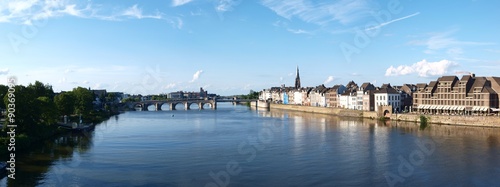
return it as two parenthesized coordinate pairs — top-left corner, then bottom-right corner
(127, 99), (257, 111)
(129, 99), (217, 111)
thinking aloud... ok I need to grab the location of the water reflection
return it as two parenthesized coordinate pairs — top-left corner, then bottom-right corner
(3, 107), (500, 186)
(1, 131), (96, 186)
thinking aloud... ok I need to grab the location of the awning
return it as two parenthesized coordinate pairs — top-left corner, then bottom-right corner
(459, 106), (465, 110)
(430, 105), (437, 110)
(452, 106), (458, 110)
(482, 107), (489, 112)
(445, 106), (451, 110)
(424, 105), (430, 109)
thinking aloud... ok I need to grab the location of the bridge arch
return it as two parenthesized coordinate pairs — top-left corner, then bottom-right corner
(170, 102), (185, 110)
(188, 102), (200, 110)
(160, 103), (171, 111)
(202, 103), (212, 109)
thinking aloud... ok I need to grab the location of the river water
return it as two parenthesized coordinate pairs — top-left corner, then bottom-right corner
(2, 103), (500, 186)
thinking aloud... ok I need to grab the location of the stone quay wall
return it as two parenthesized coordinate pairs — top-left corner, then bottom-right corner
(270, 104), (500, 128)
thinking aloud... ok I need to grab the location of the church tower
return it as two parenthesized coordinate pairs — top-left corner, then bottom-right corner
(295, 66), (301, 89)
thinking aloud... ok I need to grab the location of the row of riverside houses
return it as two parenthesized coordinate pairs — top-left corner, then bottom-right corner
(259, 68), (500, 115)
(259, 82), (414, 113)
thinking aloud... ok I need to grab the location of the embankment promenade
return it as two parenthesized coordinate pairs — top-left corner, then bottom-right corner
(269, 104), (500, 128)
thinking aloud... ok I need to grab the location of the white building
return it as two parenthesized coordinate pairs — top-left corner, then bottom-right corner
(374, 84), (401, 112)
(260, 89), (272, 100)
(310, 85), (328, 107)
(294, 90), (303, 105)
(339, 91), (357, 109)
(356, 83), (375, 111)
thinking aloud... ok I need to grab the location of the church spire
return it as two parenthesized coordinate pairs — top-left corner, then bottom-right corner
(295, 66), (301, 89)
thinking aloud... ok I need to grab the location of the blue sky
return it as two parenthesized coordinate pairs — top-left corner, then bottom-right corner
(1, 0), (499, 95)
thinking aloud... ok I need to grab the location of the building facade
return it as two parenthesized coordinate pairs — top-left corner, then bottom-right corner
(413, 74), (500, 115)
(374, 84), (401, 112)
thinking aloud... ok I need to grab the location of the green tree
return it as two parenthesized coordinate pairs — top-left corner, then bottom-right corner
(28, 81), (54, 99)
(72, 87), (94, 116)
(106, 93), (117, 103)
(54, 92), (75, 116)
(0, 84), (7, 109)
(36, 96), (58, 125)
(3, 85), (38, 134)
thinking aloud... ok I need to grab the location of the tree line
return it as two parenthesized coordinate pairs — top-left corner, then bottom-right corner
(0, 81), (95, 136)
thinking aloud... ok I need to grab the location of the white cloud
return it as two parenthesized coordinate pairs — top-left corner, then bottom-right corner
(261, 0), (373, 25)
(365, 12), (420, 31)
(324, 76), (335, 84)
(287, 28), (312, 35)
(0, 1), (165, 24)
(58, 77), (67, 83)
(242, 84), (251, 90)
(83, 80), (89, 84)
(190, 70), (203, 83)
(409, 29), (495, 54)
(172, 0), (193, 7)
(167, 17), (183, 29)
(122, 4), (161, 19)
(0, 68), (9, 75)
(164, 83), (176, 89)
(216, 0), (241, 12)
(93, 83), (110, 89)
(485, 49), (500, 54)
(385, 59), (458, 77)
(60, 4), (83, 17)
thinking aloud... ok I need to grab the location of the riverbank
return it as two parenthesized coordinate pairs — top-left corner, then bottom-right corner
(0, 110), (120, 160)
(269, 103), (500, 128)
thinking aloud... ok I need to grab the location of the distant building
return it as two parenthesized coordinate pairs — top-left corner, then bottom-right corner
(413, 74), (500, 115)
(393, 84), (417, 112)
(339, 81), (358, 109)
(168, 87), (210, 99)
(357, 82), (375, 110)
(295, 66), (301, 89)
(92, 89), (107, 99)
(326, 84), (346, 108)
(374, 84), (401, 112)
(310, 85), (328, 107)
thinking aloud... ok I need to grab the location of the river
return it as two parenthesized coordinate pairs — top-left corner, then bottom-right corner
(2, 103), (499, 186)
